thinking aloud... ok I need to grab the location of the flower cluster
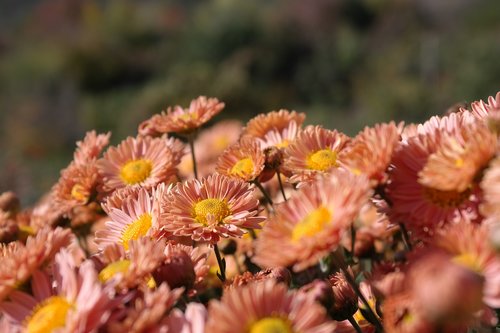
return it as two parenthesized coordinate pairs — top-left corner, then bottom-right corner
(1, 92), (500, 332)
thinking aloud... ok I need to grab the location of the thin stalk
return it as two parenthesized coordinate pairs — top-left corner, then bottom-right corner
(399, 222), (412, 251)
(347, 316), (363, 333)
(332, 254), (384, 332)
(188, 136), (198, 180)
(213, 243), (226, 282)
(350, 224), (356, 255)
(253, 179), (274, 206)
(276, 171), (287, 201)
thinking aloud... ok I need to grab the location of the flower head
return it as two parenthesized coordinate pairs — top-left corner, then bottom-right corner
(216, 138), (265, 182)
(160, 174), (264, 244)
(243, 109), (305, 139)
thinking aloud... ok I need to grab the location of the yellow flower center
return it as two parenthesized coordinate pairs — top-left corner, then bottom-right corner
(249, 317), (293, 333)
(70, 183), (88, 202)
(275, 139), (290, 148)
(452, 253), (483, 274)
(291, 206), (331, 242)
(121, 213), (153, 250)
(230, 158), (255, 178)
(423, 187), (471, 208)
(306, 149), (337, 171)
(26, 296), (72, 333)
(120, 159), (153, 185)
(99, 259), (131, 283)
(193, 199), (230, 226)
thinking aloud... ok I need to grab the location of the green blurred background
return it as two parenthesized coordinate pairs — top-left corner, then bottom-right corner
(1, 0), (500, 204)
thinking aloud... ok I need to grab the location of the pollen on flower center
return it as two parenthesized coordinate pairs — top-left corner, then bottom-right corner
(26, 296), (72, 333)
(292, 206), (331, 242)
(121, 213), (153, 250)
(193, 198), (230, 226)
(275, 139), (290, 148)
(423, 186), (471, 208)
(230, 158), (254, 178)
(98, 259), (131, 283)
(452, 253), (483, 274)
(120, 159), (153, 185)
(306, 149), (337, 171)
(70, 183), (87, 202)
(249, 317), (293, 333)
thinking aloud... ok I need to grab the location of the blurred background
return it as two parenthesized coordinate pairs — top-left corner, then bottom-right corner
(1, 0), (500, 204)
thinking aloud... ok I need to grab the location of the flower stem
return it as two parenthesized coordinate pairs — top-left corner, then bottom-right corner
(213, 243), (226, 282)
(276, 171), (287, 202)
(399, 222), (412, 251)
(253, 179), (274, 206)
(188, 135), (198, 180)
(347, 315), (363, 333)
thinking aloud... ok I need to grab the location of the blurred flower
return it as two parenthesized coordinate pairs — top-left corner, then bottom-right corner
(0, 227), (71, 301)
(205, 280), (336, 333)
(216, 137), (265, 182)
(382, 292), (434, 333)
(165, 303), (207, 333)
(254, 170), (370, 271)
(139, 96), (225, 135)
(0, 250), (115, 332)
(160, 173), (264, 244)
(73, 130), (111, 165)
(228, 267), (292, 289)
(283, 125), (351, 184)
(242, 109), (305, 139)
(97, 136), (177, 193)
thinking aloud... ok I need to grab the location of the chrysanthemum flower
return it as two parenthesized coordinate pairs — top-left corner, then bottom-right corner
(469, 91), (500, 119)
(480, 156), (500, 225)
(216, 138), (265, 182)
(160, 174), (264, 244)
(242, 109), (305, 139)
(386, 113), (486, 238)
(382, 292), (434, 333)
(254, 170), (371, 271)
(205, 280), (336, 333)
(255, 120), (302, 150)
(139, 96), (225, 135)
(283, 125), (351, 184)
(95, 187), (160, 251)
(339, 122), (401, 185)
(0, 250), (115, 333)
(0, 227), (72, 301)
(165, 303), (207, 333)
(106, 282), (183, 333)
(431, 222), (500, 308)
(73, 130), (111, 165)
(97, 136), (177, 193)
(95, 237), (165, 291)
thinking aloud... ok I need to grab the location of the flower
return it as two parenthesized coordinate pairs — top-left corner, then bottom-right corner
(138, 96), (225, 135)
(254, 170), (371, 271)
(480, 156), (500, 225)
(382, 292), (434, 333)
(160, 174), (264, 244)
(283, 125), (351, 184)
(242, 109), (305, 139)
(216, 138), (265, 182)
(339, 122), (401, 185)
(95, 187), (160, 251)
(329, 269), (358, 321)
(0, 227), (72, 301)
(165, 303), (207, 333)
(205, 280), (336, 333)
(0, 250), (115, 332)
(386, 112), (485, 238)
(73, 130), (111, 165)
(97, 135), (177, 193)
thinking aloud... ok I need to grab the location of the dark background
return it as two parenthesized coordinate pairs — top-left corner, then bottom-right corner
(1, 0), (499, 204)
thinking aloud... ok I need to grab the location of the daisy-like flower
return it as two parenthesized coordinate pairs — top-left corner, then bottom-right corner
(95, 187), (160, 251)
(138, 96), (225, 135)
(254, 170), (371, 271)
(95, 238), (165, 291)
(382, 292), (434, 333)
(216, 138), (265, 182)
(242, 109), (305, 139)
(339, 122), (401, 185)
(0, 227), (72, 301)
(73, 130), (111, 165)
(469, 91), (500, 119)
(386, 113), (486, 238)
(97, 135), (177, 193)
(283, 125), (351, 184)
(431, 222), (500, 308)
(106, 282), (183, 333)
(205, 280), (336, 333)
(0, 250), (115, 333)
(255, 120), (302, 150)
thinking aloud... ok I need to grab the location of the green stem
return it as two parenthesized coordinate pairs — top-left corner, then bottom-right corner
(188, 135), (198, 180)
(213, 243), (226, 282)
(253, 179), (274, 206)
(276, 171), (287, 202)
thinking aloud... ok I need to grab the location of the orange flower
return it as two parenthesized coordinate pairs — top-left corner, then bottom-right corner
(242, 109), (305, 139)
(216, 138), (265, 182)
